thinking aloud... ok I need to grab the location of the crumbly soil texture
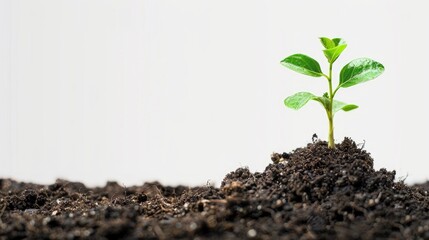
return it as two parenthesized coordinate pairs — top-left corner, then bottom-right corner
(1, 138), (429, 240)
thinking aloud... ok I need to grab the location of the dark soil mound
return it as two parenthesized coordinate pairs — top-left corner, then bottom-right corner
(1, 138), (428, 239)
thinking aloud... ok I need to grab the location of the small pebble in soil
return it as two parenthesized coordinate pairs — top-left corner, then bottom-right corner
(247, 229), (257, 238)
(42, 217), (51, 225)
(189, 222), (198, 231)
(24, 209), (38, 214)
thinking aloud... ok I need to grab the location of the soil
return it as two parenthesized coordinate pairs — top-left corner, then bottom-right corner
(1, 138), (429, 239)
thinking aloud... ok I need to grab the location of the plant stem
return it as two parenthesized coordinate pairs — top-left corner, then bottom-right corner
(327, 63), (335, 149)
(327, 112), (334, 148)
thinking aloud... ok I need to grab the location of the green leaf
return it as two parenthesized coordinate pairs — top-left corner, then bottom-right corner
(342, 104), (359, 111)
(323, 44), (347, 63)
(281, 54), (324, 77)
(320, 37), (335, 49)
(284, 92), (316, 110)
(333, 100), (358, 113)
(339, 58), (384, 88)
(319, 37), (347, 63)
(332, 38), (346, 46)
(313, 95), (330, 111)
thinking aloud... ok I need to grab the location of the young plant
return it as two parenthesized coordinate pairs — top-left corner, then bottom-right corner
(281, 37), (384, 149)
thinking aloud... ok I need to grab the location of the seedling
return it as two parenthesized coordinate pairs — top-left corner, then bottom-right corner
(281, 37), (384, 149)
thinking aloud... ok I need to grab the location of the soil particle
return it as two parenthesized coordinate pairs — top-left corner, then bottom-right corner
(1, 138), (429, 239)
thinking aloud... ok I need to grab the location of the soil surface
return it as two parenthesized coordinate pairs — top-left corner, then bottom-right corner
(1, 138), (429, 239)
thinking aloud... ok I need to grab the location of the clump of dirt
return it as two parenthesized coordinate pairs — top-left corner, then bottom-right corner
(1, 138), (428, 239)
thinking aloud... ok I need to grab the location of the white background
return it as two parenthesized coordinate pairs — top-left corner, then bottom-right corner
(0, 0), (428, 187)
